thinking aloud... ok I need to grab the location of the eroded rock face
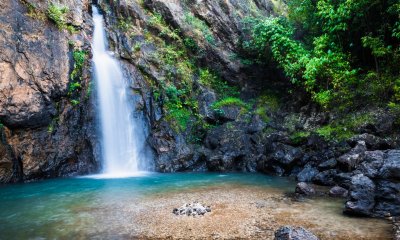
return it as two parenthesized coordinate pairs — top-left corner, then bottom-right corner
(0, 0), (99, 183)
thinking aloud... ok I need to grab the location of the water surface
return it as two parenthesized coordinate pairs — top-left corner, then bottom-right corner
(0, 173), (391, 239)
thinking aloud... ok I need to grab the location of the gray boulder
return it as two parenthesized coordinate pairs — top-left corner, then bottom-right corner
(295, 182), (315, 196)
(379, 150), (400, 180)
(297, 165), (319, 182)
(274, 226), (319, 240)
(329, 186), (348, 198)
(344, 174), (376, 216)
(337, 141), (367, 171)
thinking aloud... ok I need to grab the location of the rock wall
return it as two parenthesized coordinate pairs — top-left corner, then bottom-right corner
(0, 0), (100, 183)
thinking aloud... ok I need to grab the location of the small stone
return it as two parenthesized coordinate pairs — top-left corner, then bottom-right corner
(329, 186), (348, 198)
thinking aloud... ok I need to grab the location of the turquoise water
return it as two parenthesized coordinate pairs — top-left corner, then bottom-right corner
(0, 173), (294, 239)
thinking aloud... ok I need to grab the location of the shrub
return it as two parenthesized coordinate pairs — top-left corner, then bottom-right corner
(47, 2), (70, 30)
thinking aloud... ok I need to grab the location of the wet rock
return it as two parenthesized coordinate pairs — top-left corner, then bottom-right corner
(269, 143), (303, 166)
(337, 141), (367, 171)
(296, 165), (319, 182)
(393, 217), (400, 240)
(274, 226), (319, 240)
(329, 186), (348, 198)
(173, 202), (211, 216)
(379, 150), (400, 180)
(197, 87), (217, 121)
(313, 169), (338, 186)
(318, 158), (337, 170)
(355, 150), (384, 178)
(348, 133), (394, 150)
(334, 172), (353, 189)
(344, 174), (375, 216)
(295, 182), (315, 196)
(374, 180), (400, 216)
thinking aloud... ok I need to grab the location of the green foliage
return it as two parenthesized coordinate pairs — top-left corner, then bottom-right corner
(184, 37), (199, 52)
(211, 97), (249, 110)
(315, 112), (375, 140)
(69, 82), (81, 92)
(0, 120), (3, 129)
(290, 131), (311, 144)
(133, 42), (142, 52)
(198, 69), (239, 99)
(184, 12), (215, 45)
(21, 0), (46, 20)
(47, 2), (76, 32)
(243, 0), (400, 110)
(70, 99), (80, 106)
(70, 50), (86, 80)
(254, 92), (280, 123)
(117, 17), (133, 32)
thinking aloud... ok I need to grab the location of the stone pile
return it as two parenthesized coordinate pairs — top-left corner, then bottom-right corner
(173, 202), (211, 216)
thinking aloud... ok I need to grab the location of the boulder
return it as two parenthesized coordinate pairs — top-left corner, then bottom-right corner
(274, 226), (319, 240)
(374, 180), (400, 216)
(270, 143), (303, 166)
(313, 169), (337, 186)
(337, 141), (367, 171)
(379, 150), (400, 180)
(329, 186), (348, 198)
(356, 150), (384, 178)
(344, 174), (376, 216)
(296, 165), (319, 182)
(295, 182), (315, 196)
(318, 158), (337, 170)
(348, 133), (394, 150)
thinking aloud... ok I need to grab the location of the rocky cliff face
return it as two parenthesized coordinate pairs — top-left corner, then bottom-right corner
(0, 0), (398, 219)
(0, 0), (100, 183)
(94, 0), (400, 218)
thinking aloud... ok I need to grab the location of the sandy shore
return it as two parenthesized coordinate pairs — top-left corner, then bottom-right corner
(99, 184), (392, 240)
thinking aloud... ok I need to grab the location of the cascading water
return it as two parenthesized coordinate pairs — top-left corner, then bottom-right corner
(92, 6), (152, 177)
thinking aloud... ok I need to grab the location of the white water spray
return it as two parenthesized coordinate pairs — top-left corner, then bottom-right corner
(91, 6), (152, 178)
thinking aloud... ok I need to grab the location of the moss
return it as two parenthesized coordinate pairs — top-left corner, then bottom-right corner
(212, 97), (249, 110)
(70, 50), (86, 81)
(290, 131), (311, 144)
(21, 0), (46, 20)
(255, 106), (271, 123)
(198, 69), (240, 99)
(184, 12), (215, 45)
(70, 99), (80, 106)
(257, 92), (280, 111)
(47, 2), (76, 33)
(315, 112), (375, 141)
(164, 102), (192, 132)
(117, 17), (133, 32)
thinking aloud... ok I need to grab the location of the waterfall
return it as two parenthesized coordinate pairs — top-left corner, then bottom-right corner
(91, 6), (152, 177)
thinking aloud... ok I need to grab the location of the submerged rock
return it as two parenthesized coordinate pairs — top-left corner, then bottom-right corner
(295, 182), (315, 196)
(274, 226), (319, 240)
(173, 202), (211, 217)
